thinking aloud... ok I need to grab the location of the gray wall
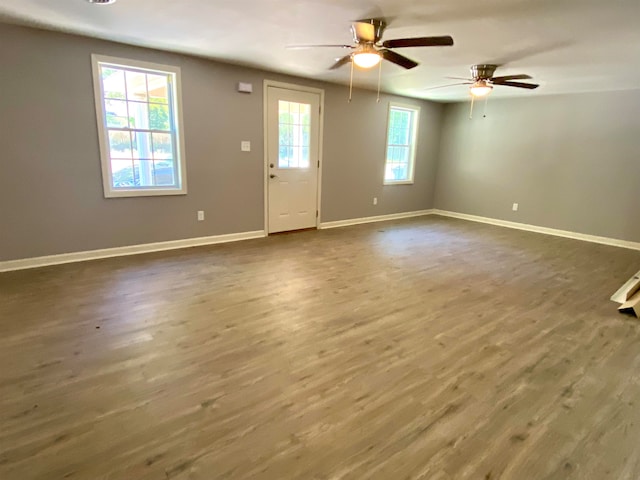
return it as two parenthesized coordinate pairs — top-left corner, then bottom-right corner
(5, 22), (637, 263)
(435, 91), (640, 242)
(0, 23), (443, 261)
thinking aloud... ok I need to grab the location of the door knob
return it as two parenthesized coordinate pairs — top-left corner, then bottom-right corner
(270, 174), (278, 179)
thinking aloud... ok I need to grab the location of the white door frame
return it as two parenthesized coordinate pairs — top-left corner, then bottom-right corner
(263, 80), (325, 234)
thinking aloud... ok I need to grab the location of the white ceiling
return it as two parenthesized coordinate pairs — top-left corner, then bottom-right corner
(1, 0), (639, 102)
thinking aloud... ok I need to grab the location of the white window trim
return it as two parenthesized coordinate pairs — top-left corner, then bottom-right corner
(91, 54), (188, 198)
(383, 102), (420, 186)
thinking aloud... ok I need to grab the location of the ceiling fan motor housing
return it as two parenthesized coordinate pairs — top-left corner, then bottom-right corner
(351, 18), (387, 44)
(471, 64), (498, 80)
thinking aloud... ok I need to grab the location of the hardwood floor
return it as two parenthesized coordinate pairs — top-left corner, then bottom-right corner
(1, 216), (639, 480)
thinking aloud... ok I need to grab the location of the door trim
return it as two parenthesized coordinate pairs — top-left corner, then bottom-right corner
(263, 80), (325, 234)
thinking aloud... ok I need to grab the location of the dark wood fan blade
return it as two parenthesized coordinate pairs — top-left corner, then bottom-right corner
(353, 22), (376, 42)
(382, 36), (454, 48)
(329, 55), (352, 70)
(493, 80), (539, 89)
(424, 82), (472, 91)
(490, 74), (532, 82)
(286, 44), (353, 49)
(380, 49), (418, 69)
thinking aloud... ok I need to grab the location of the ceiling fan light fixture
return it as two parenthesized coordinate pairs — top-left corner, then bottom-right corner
(352, 44), (381, 69)
(353, 52), (381, 68)
(469, 80), (493, 97)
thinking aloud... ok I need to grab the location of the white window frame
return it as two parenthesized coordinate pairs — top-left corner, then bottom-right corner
(383, 102), (420, 185)
(91, 54), (187, 198)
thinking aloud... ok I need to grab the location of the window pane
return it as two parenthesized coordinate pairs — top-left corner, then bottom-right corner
(132, 131), (152, 160)
(279, 123), (293, 147)
(385, 164), (394, 181)
(154, 160), (176, 186)
(104, 99), (129, 128)
(126, 71), (147, 101)
(147, 74), (169, 104)
(392, 110), (409, 129)
(128, 101), (149, 130)
(290, 101), (300, 118)
(387, 146), (396, 162)
(102, 68), (126, 100)
(278, 146), (288, 166)
(397, 146), (409, 163)
(393, 164), (408, 180)
(300, 104), (310, 125)
(152, 133), (173, 160)
(108, 130), (132, 159)
(282, 146), (293, 168)
(392, 127), (409, 146)
(278, 101), (290, 122)
(149, 104), (170, 131)
(134, 159), (155, 187)
(385, 162), (408, 181)
(111, 160), (135, 187)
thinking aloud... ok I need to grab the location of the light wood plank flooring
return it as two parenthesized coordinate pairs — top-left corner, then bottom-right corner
(1, 216), (640, 480)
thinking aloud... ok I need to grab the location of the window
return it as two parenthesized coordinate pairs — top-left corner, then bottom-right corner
(91, 55), (186, 197)
(278, 100), (311, 169)
(384, 103), (420, 184)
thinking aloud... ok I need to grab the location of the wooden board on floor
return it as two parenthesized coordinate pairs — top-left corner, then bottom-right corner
(610, 269), (640, 303)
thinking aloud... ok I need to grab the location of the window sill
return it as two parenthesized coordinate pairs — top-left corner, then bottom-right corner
(383, 180), (415, 186)
(104, 188), (187, 198)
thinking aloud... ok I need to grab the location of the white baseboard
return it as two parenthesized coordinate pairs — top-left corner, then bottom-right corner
(319, 209), (434, 230)
(4, 209), (636, 272)
(0, 230), (266, 272)
(433, 209), (640, 251)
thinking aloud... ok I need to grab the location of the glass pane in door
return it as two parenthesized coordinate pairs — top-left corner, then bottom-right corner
(278, 100), (311, 168)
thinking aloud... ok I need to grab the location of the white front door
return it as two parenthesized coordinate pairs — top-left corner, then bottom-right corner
(266, 86), (321, 233)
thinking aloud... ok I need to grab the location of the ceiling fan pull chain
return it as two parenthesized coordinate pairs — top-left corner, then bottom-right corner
(469, 94), (475, 119)
(376, 60), (382, 103)
(348, 58), (354, 103)
(483, 95), (489, 118)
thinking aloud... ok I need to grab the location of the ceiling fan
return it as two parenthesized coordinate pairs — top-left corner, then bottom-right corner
(287, 18), (454, 70)
(429, 64), (539, 97)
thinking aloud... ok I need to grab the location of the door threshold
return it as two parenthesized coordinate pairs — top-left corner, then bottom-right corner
(268, 227), (318, 236)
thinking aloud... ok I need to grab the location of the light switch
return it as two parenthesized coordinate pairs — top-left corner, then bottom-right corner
(241, 141), (251, 152)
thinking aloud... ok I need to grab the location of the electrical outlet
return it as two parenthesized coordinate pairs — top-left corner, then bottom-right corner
(197, 210), (205, 221)
(373, 197), (378, 206)
(512, 203), (519, 212)
(241, 141), (251, 152)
